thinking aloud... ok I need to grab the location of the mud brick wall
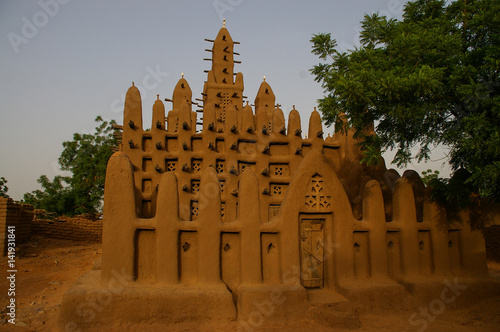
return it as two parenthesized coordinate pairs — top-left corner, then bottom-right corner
(31, 217), (102, 242)
(485, 225), (500, 262)
(0, 197), (34, 255)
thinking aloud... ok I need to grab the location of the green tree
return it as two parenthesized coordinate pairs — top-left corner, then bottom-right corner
(0, 177), (9, 198)
(23, 116), (117, 215)
(310, 0), (500, 201)
(58, 116), (117, 214)
(421, 169), (440, 186)
(22, 175), (76, 215)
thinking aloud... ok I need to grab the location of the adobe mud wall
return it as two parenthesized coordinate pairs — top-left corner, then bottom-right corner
(1, 195), (102, 250)
(31, 217), (102, 242)
(479, 202), (500, 262)
(485, 225), (500, 262)
(0, 197), (33, 255)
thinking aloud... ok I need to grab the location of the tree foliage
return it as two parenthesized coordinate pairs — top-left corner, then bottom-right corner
(310, 0), (500, 201)
(421, 169), (440, 186)
(22, 175), (75, 215)
(23, 116), (117, 215)
(0, 177), (8, 198)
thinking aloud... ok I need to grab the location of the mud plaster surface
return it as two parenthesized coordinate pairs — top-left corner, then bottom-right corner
(1, 236), (499, 332)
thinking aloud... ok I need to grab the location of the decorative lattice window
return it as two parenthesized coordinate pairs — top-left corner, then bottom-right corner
(219, 180), (225, 195)
(191, 180), (200, 193)
(219, 111), (226, 124)
(221, 202), (225, 222)
(272, 185), (282, 196)
(221, 92), (231, 109)
(305, 174), (332, 211)
(270, 164), (289, 176)
(191, 201), (199, 221)
(270, 183), (288, 197)
(166, 159), (177, 172)
(217, 92), (229, 129)
(319, 196), (331, 209)
(216, 160), (225, 174)
(191, 159), (202, 173)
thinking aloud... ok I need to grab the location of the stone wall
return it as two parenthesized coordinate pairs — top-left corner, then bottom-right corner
(0, 197), (34, 255)
(31, 217), (102, 242)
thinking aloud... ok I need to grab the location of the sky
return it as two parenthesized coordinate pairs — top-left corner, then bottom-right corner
(0, 0), (451, 201)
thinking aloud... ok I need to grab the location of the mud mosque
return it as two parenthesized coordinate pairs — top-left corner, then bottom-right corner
(59, 22), (490, 329)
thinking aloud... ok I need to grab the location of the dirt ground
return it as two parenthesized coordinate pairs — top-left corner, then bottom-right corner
(1, 236), (499, 332)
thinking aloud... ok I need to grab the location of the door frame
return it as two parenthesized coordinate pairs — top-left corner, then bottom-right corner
(298, 213), (332, 289)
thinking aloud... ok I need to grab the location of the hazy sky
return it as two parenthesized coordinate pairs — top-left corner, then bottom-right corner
(0, 0), (451, 200)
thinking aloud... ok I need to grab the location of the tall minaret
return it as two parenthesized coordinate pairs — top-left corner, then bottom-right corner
(202, 20), (244, 132)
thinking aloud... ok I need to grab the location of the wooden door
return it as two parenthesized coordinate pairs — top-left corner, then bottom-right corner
(300, 219), (325, 288)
